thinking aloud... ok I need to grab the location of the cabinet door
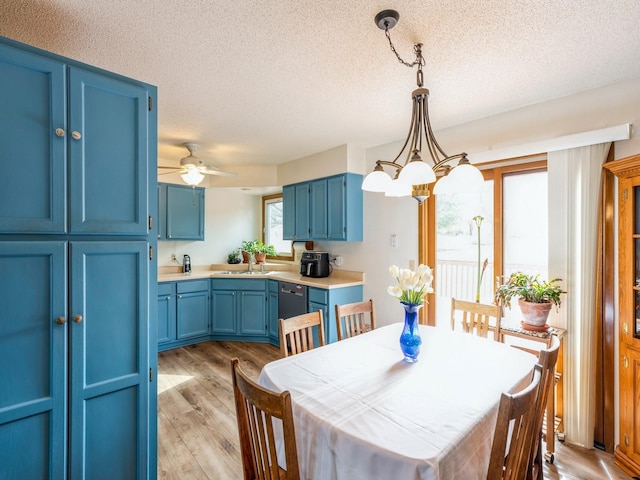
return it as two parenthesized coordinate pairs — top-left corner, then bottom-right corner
(68, 68), (150, 235)
(68, 241), (149, 479)
(310, 179), (328, 239)
(327, 175), (347, 240)
(0, 44), (66, 234)
(294, 183), (310, 240)
(165, 184), (205, 240)
(177, 290), (209, 339)
(239, 291), (267, 336)
(268, 288), (280, 342)
(0, 241), (67, 479)
(211, 290), (237, 334)
(282, 184), (295, 240)
(157, 284), (176, 345)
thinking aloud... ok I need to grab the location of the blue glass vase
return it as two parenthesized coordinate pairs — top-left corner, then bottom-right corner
(400, 303), (423, 363)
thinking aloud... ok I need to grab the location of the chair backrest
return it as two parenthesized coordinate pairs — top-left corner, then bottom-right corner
(451, 298), (502, 341)
(487, 364), (542, 480)
(230, 358), (300, 480)
(335, 299), (376, 341)
(279, 310), (326, 358)
(527, 335), (561, 480)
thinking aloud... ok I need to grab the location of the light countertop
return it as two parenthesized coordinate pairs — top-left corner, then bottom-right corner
(158, 264), (364, 289)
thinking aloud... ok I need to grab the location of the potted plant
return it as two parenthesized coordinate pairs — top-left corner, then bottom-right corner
(494, 271), (566, 330)
(240, 240), (258, 263)
(227, 249), (242, 264)
(253, 241), (276, 264)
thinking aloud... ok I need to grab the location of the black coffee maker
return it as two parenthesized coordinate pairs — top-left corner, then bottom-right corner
(183, 254), (191, 274)
(300, 252), (330, 278)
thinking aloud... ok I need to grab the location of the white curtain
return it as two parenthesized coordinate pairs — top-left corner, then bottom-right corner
(547, 143), (610, 447)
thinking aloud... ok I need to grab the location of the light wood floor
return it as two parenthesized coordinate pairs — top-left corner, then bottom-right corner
(157, 341), (633, 480)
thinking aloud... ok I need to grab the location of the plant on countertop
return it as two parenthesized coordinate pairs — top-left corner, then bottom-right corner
(241, 240), (258, 253)
(253, 241), (276, 256)
(494, 271), (566, 309)
(227, 249), (242, 264)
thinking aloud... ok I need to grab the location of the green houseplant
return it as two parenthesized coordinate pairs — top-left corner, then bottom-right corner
(494, 271), (566, 329)
(240, 240), (276, 264)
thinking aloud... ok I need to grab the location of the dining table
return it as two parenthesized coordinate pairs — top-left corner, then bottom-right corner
(258, 322), (538, 480)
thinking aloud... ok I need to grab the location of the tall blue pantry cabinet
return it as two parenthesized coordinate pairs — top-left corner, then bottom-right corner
(0, 36), (158, 479)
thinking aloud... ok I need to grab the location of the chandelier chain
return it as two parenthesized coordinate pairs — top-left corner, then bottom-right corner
(384, 28), (424, 69)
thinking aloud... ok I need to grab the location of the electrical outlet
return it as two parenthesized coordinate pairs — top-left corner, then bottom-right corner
(171, 253), (176, 262)
(409, 260), (415, 270)
(335, 255), (343, 267)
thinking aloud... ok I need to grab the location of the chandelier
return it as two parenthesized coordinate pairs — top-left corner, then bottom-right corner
(362, 10), (483, 203)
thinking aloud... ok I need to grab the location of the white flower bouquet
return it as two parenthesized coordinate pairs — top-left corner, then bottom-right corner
(387, 264), (434, 306)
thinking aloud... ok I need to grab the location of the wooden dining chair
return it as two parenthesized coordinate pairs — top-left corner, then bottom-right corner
(278, 310), (326, 358)
(335, 299), (376, 341)
(451, 298), (502, 341)
(487, 364), (542, 480)
(230, 358), (300, 480)
(527, 335), (561, 480)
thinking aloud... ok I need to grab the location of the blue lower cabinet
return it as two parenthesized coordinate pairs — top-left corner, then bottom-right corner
(158, 279), (210, 351)
(267, 280), (279, 345)
(211, 279), (268, 341)
(309, 285), (363, 344)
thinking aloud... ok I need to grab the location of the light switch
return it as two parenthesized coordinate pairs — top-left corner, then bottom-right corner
(390, 234), (397, 248)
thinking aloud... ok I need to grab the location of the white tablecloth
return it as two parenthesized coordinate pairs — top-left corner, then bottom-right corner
(258, 323), (537, 480)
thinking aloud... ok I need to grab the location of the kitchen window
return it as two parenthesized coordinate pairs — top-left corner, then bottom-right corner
(262, 193), (293, 260)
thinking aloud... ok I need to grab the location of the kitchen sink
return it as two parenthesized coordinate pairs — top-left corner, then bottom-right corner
(211, 270), (271, 276)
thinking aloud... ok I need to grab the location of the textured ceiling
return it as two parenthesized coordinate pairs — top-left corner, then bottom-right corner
(2, 0), (640, 169)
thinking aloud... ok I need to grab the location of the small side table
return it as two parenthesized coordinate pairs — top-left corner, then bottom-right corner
(499, 322), (567, 463)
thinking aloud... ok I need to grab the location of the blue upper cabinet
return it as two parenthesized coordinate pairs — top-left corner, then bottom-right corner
(68, 68), (149, 234)
(158, 183), (205, 241)
(0, 43), (66, 233)
(283, 173), (363, 241)
(0, 41), (150, 235)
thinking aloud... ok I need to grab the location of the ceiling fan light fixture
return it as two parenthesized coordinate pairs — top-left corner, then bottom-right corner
(181, 167), (205, 186)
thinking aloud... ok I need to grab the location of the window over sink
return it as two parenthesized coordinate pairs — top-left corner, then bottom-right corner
(262, 193), (293, 260)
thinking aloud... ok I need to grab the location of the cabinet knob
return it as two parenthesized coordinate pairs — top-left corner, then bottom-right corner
(73, 314), (83, 323)
(177, 295), (182, 299)
(55, 128), (65, 137)
(71, 131), (82, 140)
(55, 316), (66, 325)
(166, 296), (171, 301)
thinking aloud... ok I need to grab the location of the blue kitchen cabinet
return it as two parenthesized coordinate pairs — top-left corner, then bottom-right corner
(282, 173), (363, 242)
(0, 36), (157, 479)
(158, 280), (210, 351)
(157, 283), (176, 345)
(0, 42), (150, 235)
(267, 280), (280, 345)
(211, 279), (268, 341)
(308, 285), (364, 344)
(158, 183), (205, 241)
(310, 179), (328, 239)
(176, 280), (210, 339)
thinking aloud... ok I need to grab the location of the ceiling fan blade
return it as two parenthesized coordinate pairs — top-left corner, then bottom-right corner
(199, 165), (238, 177)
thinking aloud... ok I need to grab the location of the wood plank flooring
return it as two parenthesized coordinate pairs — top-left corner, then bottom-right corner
(157, 341), (633, 480)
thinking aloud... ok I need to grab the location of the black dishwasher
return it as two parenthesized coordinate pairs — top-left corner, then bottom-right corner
(278, 281), (308, 319)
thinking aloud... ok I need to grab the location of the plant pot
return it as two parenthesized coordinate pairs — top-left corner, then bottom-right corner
(518, 298), (552, 329)
(254, 252), (267, 264)
(241, 251), (251, 264)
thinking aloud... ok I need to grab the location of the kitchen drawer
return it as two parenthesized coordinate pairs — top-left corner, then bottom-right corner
(210, 279), (267, 291)
(308, 287), (328, 305)
(177, 279), (209, 293)
(158, 282), (173, 295)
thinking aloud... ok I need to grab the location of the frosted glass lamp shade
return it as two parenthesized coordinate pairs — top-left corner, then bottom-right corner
(181, 169), (205, 186)
(362, 169), (392, 192)
(398, 160), (436, 185)
(446, 162), (483, 192)
(385, 178), (412, 197)
(432, 175), (451, 195)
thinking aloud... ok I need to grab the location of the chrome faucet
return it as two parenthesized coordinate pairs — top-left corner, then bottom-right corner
(247, 257), (254, 272)
(259, 263), (265, 273)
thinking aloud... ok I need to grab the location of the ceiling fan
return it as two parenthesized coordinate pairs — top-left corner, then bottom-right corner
(159, 142), (237, 186)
